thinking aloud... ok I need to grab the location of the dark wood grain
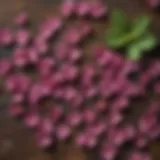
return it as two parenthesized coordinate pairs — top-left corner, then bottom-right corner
(0, 0), (160, 160)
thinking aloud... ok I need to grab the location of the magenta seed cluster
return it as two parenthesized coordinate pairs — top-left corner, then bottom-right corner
(0, 0), (160, 160)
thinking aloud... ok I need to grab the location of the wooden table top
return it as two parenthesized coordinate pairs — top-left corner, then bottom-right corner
(0, 0), (160, 160)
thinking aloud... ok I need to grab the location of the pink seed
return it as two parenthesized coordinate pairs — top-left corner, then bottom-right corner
(83, 109), (96, 124)
(39, 24), (56, 40)
(28, 83), (50, 104)
(99, 82), (111, 98)
(94, 46), (106, 57)
(108, 128), (126, 146)
(94, 99), (107, 112)
(39, 17), (62, 38)
(52, 87), (65, 99)
(96, 49), (113, 67)
(148, 124), (160, 140)
(69, 94), (84, 108)
(108, 110), (123, 126)
(67, 111), (82, 127)
(81, 65), (95, 86)
(5, 75), (17, 92)
(62, 28), (81, 44)
(55, 42), (70, 61)
(143, 154), (152, 160)
(6, 74), (31, 93)
(124, 125), (136, 140)
(0, 59), (11, 77)
(16, 29), (31, 47)
(110, 54), (124, 70)
(90, 1), (107, 18)
(64, 86), (77, 102)
(27, 47), (39, 63)
(40, 118), (54, 134)
(90, 120), (106, 136)
(140, 72), (151, 88)
(34, 36), (48, 55)
(121, 61), (139, 77)
(84, 85), (98, 98)
(138, 115), (156, 134)
(37, 58), (55, 77)
(0, 28), (13, 46)
(147, 101), (159, 114)
(128, 151), (151, 160)
(8, 104), (23, 117)
(11, 93), (24, 103)
(112, 96), (129, 111)
(38, 136), (53, 148)
(153, 82), (160, 93)
(112, 78), (126, 94)
(13, 47), (38, 67)
(135, 134), (148, 148)
(147, 62), (160, 79)
(50, 105), (63, 122)
(100, 144), (117, 160)
(124, 83), (142, 97)
(85, 135), (97, 148)
(24, 113), (40, 128)
(15, 12), (29, 26)
(79, 22), (93, 37)
(18, 75), (31, 92)
(28, 86), (40, 104)
(145, 0), (160, 8)
(49, 18), (62, 31)
(100, 82), (117, 98)
(51, 71), (65, 85)
(69, 48), (82, 62)
(76, 1), (90, 17)
(56, 124), (71, 140)
(60, 0), (75, 17)
(113, 132), (125, 146)
(36, 131), (52, 148)
(83, 64), (95, 79)
(75, 133), (86, 147)
(13, 48), (28, 67)
(61, 64), (79, 81)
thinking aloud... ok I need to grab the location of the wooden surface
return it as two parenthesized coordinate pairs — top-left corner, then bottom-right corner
(0, 0), (160, 160)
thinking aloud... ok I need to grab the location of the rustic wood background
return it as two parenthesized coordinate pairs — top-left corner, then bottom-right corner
(0, 0), (160, 160)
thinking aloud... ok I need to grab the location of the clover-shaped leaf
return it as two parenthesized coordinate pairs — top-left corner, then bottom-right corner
(105, 10), (157, 61)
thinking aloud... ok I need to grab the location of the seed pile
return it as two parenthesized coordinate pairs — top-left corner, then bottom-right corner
(0, 0), (160, 160)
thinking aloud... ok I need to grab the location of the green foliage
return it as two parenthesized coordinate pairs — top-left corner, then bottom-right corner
(105, 10), (157, 61)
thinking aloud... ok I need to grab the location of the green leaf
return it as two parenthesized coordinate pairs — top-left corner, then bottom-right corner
(107, 10), (129, 36)
(129, 15), (151, 40)
(127, 43), (142, 61)
(105, 34), (124, 48)
(105, 10), (156, 61)
(105, 33), (129, 48)
(110, 15), (152, 48)
(106, 10), (130, 48)
(106, 14), (151, 49)
(126, 33), (157, 61)
(136, 33), (157, 51)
